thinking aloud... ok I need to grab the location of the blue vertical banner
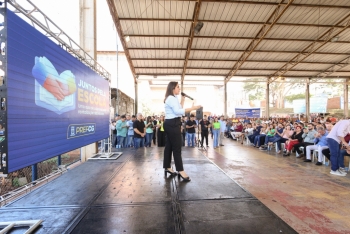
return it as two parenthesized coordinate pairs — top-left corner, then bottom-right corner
(1, 9), (110, 173)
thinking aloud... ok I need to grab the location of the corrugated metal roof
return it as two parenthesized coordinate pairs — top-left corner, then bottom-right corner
(107, 0), (350, 81)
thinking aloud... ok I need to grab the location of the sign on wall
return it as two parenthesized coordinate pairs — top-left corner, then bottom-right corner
(235, 108), (261, 118)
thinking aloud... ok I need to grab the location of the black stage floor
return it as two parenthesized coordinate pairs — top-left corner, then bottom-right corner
(0, 147), (297, 234)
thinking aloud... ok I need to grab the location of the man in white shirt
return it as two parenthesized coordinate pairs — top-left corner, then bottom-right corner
(326, 120), (350, 176)
(218, 116), (226, 146)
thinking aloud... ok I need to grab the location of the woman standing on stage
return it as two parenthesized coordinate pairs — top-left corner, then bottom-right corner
(163, 81), (191, 181)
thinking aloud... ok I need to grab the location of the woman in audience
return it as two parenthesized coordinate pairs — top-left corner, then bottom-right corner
(272, 125), (293, 153)
(212, 117), (220, 148)
(144, 116), (154, 147)
(231, 121), (243, 140)
(259, 124), (276, 150)
(241, 123), (254, 145)
(283, 126), (303, 156)
(157, 115), (166, 147)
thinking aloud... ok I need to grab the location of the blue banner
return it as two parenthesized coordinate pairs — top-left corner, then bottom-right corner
(235, 108), (260, 118)
(3, 9), (109, 173)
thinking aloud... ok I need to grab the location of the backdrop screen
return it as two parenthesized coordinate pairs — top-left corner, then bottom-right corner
(4, 9), (109, 173)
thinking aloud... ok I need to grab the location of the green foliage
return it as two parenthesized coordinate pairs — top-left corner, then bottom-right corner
(141, 101), (153, 117)
(243, 82), (265, 101)
(284, 93), (306, 102)
(12, 177), (20, 187)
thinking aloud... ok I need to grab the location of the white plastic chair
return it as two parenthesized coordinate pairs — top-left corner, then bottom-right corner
(275, 142), (285, 152)
(296, 147), (304, 157)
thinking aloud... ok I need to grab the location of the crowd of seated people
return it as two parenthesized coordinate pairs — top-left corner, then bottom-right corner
(227, 116), (350, 176)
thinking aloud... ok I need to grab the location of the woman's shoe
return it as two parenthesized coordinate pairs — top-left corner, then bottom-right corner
(178, 171), (191, 181)
(165, 168), (177, 176)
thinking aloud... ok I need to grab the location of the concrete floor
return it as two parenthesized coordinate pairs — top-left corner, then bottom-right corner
(205, 137), (350, 234)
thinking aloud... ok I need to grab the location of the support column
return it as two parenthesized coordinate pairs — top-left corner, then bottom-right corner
(32, 164), (37, 181)
(305, 79), (310, 122)
(224, 82), (227, 117)
(57, 155), (62, 166)
(344, 78), (349, 118)
(181, 80), (184, 93)
(265, 80), (270, 118)
(79, 0), (97, 62)
(135, 82), (138, 113)
(80, 0), (97, 160)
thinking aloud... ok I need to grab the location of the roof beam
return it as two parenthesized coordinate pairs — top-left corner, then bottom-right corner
(310, 57), (350, 84)
(128, 47), (350, 55)
(116, 1), (350, 9)
(225, 0), (294, 83)
(120, 18), (346, 29)
(131, 58), (346, 65)
(181, 0), (202, 83)
(135, 67), (345, 73)
(127, 34), (350, 43)
(106, 0), (137, 83)
(136, 73), (349, 78)
(268, 12), (350, 84)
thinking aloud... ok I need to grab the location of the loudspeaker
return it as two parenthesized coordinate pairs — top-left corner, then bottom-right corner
(196, 107), (203, 120)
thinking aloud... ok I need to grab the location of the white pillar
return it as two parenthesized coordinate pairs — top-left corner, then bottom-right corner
(266, 80), (270, 118)
(80, 0), (98, 159)
(344, 78), (349, 118)
(224, 82), (227, 117)
(305, 79), (310, 122)
(80, 0), (97, 62)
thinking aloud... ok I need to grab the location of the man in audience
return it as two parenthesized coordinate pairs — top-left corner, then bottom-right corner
(304, 126), (329, 165)
(294, 123), (317, 157)
(186, 114), (197, 147)
(199, 115), (210, 148)
(248, 123), (262, 144)
(126, 115), (135, 147)
(133, 113), (146, 149)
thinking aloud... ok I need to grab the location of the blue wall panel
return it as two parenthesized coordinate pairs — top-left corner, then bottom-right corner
(5, 9), (109, 172)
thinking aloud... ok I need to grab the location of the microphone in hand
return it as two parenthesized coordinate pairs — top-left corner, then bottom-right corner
(181, 92), (194, 100)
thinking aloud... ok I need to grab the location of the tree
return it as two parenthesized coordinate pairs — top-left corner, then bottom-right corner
(284, 93), (306, 102)
(269, 82), (299, 108)
(242, 80), (304, 108)
(242, 82), (265, 101)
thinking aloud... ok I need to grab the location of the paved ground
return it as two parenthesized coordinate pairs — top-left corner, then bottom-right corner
(206, 137), (350, 234)
(0, 146), (295, 233)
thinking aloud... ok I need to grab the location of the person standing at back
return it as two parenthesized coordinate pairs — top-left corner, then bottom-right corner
(326, 119), (350, 176)
(116, 115), (128, 148)
(218, 116), (226, 146)
(133, 113), (145, 149)
(199, 115), (210, 148)
(157, 115), (166, 147)
(186, 114), (197, 147)
(163, 82), (193, 181)
(212, 117), (220, 148)
(144, 116), (154, 147)
(126, 114), (134, 148)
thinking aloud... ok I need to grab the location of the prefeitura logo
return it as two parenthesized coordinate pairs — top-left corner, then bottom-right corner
(67, 123), (96, 139)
